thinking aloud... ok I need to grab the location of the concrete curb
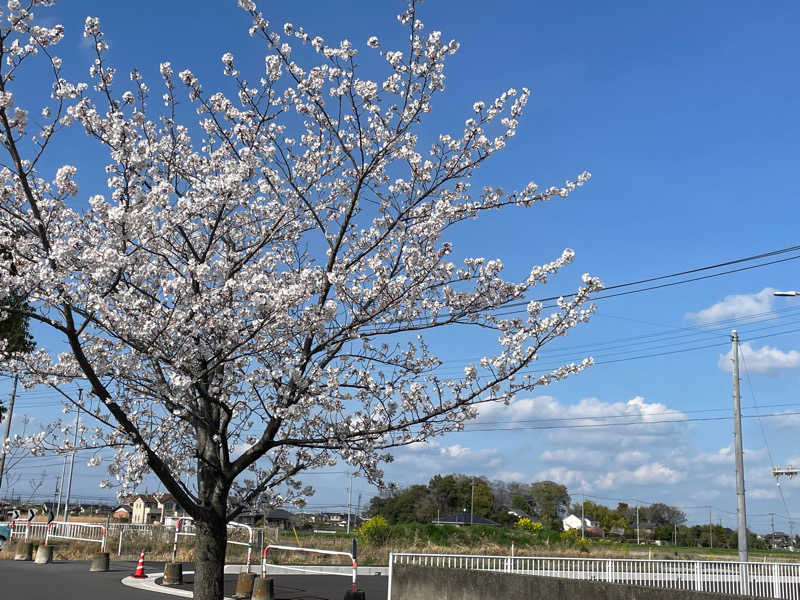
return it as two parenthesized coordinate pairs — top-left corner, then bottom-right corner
(121, 565), (253, 600)
(121, 564), (388, 598)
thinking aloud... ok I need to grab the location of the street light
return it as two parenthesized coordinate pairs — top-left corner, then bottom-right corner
(774, 291), (800, 297)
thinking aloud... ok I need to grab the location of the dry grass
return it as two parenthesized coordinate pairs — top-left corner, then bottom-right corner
(5, 528), (800, 566)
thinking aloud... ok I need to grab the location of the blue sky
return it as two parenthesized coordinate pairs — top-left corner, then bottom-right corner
(3, 0), (800, 534)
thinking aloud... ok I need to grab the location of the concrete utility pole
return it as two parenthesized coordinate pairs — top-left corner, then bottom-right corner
(470, 481), (475, 526)
(731, 330), (748, 562)
(0, 374), (19, 492)
(636, 506), (640, 544)
(56, 453), (68, 517)
(709, 508), (713, 549)
(346, 473), (353, 534)
(770, 513), (775, 548)
(581, 495), (585, 539)
(63, 389), (82, 522)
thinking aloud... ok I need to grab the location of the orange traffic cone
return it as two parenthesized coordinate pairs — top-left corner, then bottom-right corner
(132, 549), (147, 578)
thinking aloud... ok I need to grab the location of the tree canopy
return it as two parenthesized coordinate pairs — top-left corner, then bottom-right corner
(0, 2), (598, 599)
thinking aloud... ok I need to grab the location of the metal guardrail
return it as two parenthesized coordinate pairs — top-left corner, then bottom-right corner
(262, 543), (359, 594)
(45, 521), (107, 552)
(387, 553), (800, 599)
(6, 520), (48, 541)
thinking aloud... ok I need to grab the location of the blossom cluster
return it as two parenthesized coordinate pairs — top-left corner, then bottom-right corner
(0, 0), (600, 510)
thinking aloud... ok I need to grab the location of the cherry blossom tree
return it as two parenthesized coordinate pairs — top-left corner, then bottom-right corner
(0, 1), (600, 598)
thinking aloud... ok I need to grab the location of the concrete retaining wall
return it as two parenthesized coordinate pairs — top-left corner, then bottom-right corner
(390, 565), (759, 600)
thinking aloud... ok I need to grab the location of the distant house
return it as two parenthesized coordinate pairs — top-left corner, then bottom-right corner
(767, 532), (792, 549)
(112, 505), (132, 521)
(233, 508), (294, 530)
(433, 513), (499, 527)
(264, 509), (294, 530)
(130, 493), (186, 524)
(506, 507), (532, 520)
(563, 514), (604, 537)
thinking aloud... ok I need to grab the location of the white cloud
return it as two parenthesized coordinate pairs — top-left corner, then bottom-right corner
(717, 342), (800, 374)
(491, 470), (527, 482)
(593, 463), (685, 490)
(478, 395), (688, 448)
(748, 487), (779, 500)
(393, 441), (502, 473)
(540, 447), (610, 466)
(616, 450), (650, 465)
(686, 288), (777, 325)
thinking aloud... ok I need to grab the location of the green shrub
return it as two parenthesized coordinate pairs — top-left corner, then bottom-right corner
(358, 515), (390, 544)
(514, 518), (543, 533)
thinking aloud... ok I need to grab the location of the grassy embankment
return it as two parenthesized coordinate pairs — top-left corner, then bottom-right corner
(3, 522), (799, 565)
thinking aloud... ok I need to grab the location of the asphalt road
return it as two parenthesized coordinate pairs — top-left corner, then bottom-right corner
(0, 560), (167, 600)
(0, 559), (388, 600)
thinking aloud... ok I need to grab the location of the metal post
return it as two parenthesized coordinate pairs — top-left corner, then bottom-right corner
(731, 330), (748, 563)
(0, 374), (18, 491)
(63, 390), (81, 522)
(387, 552), (394, 600)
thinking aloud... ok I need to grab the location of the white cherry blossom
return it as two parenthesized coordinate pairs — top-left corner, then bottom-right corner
(0, 2), (601, 599)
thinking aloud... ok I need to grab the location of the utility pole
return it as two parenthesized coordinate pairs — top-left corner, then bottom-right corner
(52, 474), (60, 507)
(470, 481), (475, 526)
(346, 473), (352, 534)
(770, 513), (775, 548)
(731, 330), (749, 562)
(56, 453), (68, 517)
(709, 508), (713, 549)
(0, 374), (19, 492)
(636, 506), (640, 545)
(581, 494), (585, 539)
(63, 389), (82, 523)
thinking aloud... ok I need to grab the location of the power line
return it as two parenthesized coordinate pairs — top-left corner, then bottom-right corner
(457, 409), (800, 433)
(358, 245), (800, 332)
(738, 345), (795, 521)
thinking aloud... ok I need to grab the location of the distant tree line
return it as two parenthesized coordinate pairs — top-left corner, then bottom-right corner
(367, 474), (571, 529)
(366, 474), (766, 549)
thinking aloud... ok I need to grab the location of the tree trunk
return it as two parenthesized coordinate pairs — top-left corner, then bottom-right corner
(193, 515), (228, 600)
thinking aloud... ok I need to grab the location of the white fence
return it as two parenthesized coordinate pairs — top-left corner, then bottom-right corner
(45, 521), (107, 552)
(388, 553), (800, 599)
(6, 520), (48, 541)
